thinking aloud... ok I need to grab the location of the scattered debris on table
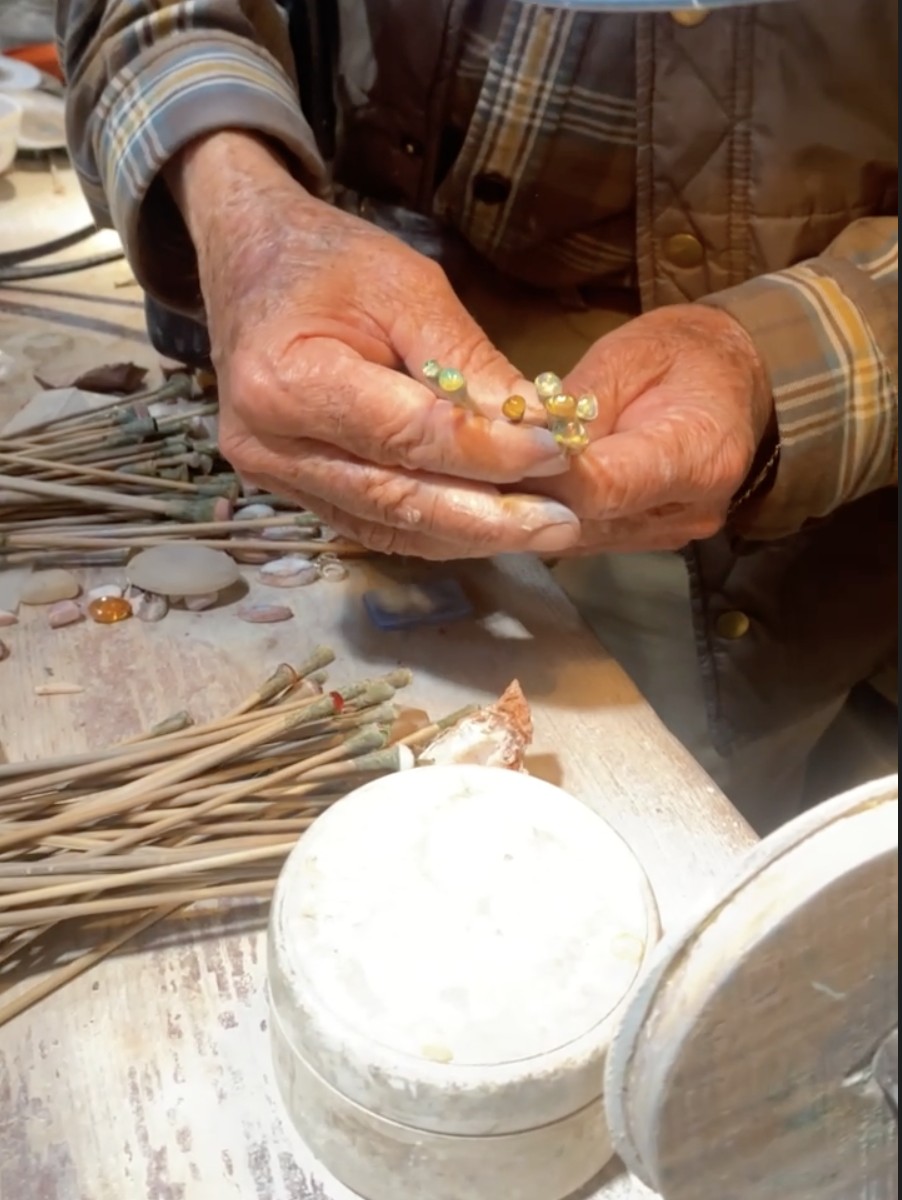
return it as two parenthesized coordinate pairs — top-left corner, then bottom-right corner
(0, 361), (367, 645)
(0, 650), (531, 1025)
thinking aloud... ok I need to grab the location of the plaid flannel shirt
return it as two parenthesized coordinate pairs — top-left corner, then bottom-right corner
(56, 0), (898, 541)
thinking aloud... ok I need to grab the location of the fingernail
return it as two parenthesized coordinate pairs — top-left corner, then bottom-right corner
(522, 430), (570, 477)
(508, 499), (580, 552)
(524, 455), (570, 478)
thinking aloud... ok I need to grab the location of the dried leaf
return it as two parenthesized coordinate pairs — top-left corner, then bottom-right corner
(34, 362), (148, 394)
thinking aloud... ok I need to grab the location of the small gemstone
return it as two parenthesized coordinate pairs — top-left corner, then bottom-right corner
(576, 392), (599, 421)
(550, 419), (590, 453)
(544, 393), (578, 420)
(437, 367), (466, 394)
(422, 359), (442, 380)
(501, 394), (527, 423)
(88, 596), (133, 624)
(534, 371), (563, 400)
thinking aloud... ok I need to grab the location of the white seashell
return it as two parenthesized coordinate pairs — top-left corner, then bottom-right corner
(419, 681), (533, 772)
(48, 600), (84, 628)
(318, 558), (349, 582)
(87, 584), (123, 602)
(261, 525), (300, 542)
(237, 603), (294, 624)
(129, 588), (169, 623)
(183, 591), (219, 611)
(233, 503), (276, 521)
(258, 556), (318, 588)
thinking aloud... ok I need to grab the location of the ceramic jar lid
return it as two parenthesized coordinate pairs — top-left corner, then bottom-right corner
(268, 764), (658, 1137)
(605, 774), (899, 1200)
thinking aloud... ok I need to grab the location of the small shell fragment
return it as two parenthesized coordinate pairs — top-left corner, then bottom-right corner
(35, 682), (84, 696)
(233, 503), (276, 521)
(261, 525), (301, 542)
(237, 603), (294, 624)
(48, 600), (84, 628)
(87, 584), (124, 602)
(129, 588), (169, 623)
(318, 557), (349, 583)
(0, 610), (17, 627)
(229, 546), (273, 564)
(258, 556), (319, 588)
(183, 592), (219, 612)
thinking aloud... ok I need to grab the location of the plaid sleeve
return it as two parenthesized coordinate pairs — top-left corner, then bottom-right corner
(701, 217), (898, 540)
(56, 0), (329, 315)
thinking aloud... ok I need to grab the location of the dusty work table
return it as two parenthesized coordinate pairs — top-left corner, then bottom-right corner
(0, 158), (757, 1200)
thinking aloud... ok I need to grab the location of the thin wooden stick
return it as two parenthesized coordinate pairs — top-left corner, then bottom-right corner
(0, 880), (276, 929)
(0, 472), (228, 521)
(0, 692), (351, 852)
(0, 906), (180, 1026)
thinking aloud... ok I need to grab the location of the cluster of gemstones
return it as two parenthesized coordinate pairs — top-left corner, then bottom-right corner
(421, 361), (597, 455)
(505, 372), (598, 454)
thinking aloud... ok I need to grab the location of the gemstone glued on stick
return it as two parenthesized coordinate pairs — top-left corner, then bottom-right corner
(421, 361), (475, 411)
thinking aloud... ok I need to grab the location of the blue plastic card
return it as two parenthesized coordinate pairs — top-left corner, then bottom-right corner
(362, 579), (474, 631)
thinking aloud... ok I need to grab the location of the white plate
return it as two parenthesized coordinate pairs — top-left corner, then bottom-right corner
(14, 89), (66, 151)
(0, 54), (43, 93)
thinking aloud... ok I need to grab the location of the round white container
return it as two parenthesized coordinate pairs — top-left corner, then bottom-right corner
(268, 764), (659, 1200)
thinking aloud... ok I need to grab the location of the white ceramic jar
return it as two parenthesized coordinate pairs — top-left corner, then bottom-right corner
(268, 764), (659, 1200)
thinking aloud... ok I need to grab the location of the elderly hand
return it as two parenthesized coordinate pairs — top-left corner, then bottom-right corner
(166, 132), (579, 559)
(528, 305), (774, 553)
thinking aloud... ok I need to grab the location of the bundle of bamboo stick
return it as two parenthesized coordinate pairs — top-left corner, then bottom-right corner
(0, 646), (475, 1024)
(0, 373), (361, 565)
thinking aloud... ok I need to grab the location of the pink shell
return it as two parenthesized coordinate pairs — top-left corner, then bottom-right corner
(237, 603), (294, 624)
(48, 600), (84, 628)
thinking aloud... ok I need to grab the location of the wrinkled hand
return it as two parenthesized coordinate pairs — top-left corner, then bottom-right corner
(529, 305), (774, 553)
(167, 132), (579, 559)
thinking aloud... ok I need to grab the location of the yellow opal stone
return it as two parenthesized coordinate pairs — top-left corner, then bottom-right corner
(437, 367), (466, 394)
(576, 392), (599, 421)
(422, 359), (442, 380)
(544, 393), (578, 420)
(550, 419), (590, 454)
(534, 371), (563, 400)
(501, 394), (527, 423)
(88, 596), (133, 624)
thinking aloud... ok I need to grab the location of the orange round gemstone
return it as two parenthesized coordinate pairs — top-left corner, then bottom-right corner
(501, 394), (527, 423)
(87, 596), (133, 624)
(544, 393), (578, 420)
